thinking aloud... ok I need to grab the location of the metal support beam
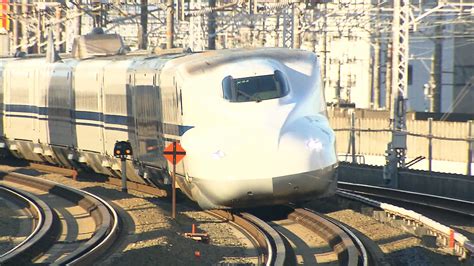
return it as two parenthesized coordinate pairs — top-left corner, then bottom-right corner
(431, 17), (442, 112)
(385, 0), (410, 187)
(208, 0), (216, 50)
(292, 3), (301, 49)
(166, 0), (174, 49)
(282, 4), (293, 48)
(139, 0), (148, 49)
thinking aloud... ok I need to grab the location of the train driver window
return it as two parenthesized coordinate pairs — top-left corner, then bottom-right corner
(222, 70), (289, 103)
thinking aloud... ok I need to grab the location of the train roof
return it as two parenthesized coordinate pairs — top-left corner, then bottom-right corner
(0, 47), (317, 76)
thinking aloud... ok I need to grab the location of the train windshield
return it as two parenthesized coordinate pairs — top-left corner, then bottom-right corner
(222, 70), (289, 102)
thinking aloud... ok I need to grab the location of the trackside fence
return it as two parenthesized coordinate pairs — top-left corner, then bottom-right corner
(328, 109), (474, 176)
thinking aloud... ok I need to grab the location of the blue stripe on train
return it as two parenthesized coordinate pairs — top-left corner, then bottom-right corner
(4, 104), (194, 136)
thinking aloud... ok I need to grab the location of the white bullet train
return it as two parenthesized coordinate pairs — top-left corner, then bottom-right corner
(0, 38), (337, 209)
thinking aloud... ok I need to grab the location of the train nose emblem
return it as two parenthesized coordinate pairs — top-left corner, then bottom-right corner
(305, 138), (323, 152)
(211, 150), (225, 160)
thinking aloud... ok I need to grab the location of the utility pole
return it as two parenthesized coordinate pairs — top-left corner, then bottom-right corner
(140, 0), (148, 49)
(55, 7), (62, 52)
(372, 1), (381, 109)
(166, 0), (174, 49)
(75, 0), (82, 37)
(431, 14), (442, 112)
(13, 3), (18, 52)
(177, 0), (184, 21)
(207, 0), (216, 50)
(35, 7), (41, 53)
(385, 41), (392, 110)
(21, 0), (27, 52)
(292, 2), (301, 49)
(372, 37), (381, 108)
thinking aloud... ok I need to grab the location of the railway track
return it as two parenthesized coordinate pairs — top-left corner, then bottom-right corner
(207, 210), (286, 265)
(0, 184), (55, 264)
(337, 183), (474, 261)
(207, 207), (370, 265)
(1, 161), (281, 264)
(8, 159), (472, 264)
(338, 181), (474, 217)
(12, 161), (372, 265)
(0, 170), (119, 265)
(250, 206), (370, 265)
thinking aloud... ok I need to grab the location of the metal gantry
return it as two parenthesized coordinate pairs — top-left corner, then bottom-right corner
(384, 0), (410, 186)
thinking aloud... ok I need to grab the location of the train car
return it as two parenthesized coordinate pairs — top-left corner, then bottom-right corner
(0, 35), (337, 209)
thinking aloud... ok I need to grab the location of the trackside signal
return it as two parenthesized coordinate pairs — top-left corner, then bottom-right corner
(114, 140), (133, 193)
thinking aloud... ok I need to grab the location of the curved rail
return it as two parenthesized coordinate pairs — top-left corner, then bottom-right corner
(288, 208), (365, 265)
(337, 184), (474, 260)
(0, 184), (56, 265)
(303, 208), (369, 266)
(57, 183), (120, 265)
(0, 171), (120, 265)
(208, 210), (287, 266)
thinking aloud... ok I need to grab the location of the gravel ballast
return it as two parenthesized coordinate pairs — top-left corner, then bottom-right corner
(0, 165), (255, 265)
(305, 196), (472, 265)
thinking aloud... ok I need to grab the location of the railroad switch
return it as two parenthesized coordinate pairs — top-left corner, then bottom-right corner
(184, 224), (209, 243)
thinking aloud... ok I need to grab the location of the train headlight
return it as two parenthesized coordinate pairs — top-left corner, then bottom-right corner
(305, 138), (323, 152)
(211, 150), (226, 160)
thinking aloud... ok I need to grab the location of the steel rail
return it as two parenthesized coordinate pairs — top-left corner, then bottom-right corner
(303, 207), (370, 266)
(58, 183), (120, 265)
(338, 182), (474, 217)
(0, 171), (120, 265)
(288, 208), (363, 265)
(337, 185), (474, 260)
(208, 210), (287, 266)
(0, 184), (56, 265)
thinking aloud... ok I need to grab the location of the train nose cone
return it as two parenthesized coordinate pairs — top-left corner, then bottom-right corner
(181, 115), (337, 209)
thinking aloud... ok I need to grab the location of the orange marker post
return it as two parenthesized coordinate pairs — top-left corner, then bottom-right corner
(449, 229), (455, 249)
(163, 141), (186, 219)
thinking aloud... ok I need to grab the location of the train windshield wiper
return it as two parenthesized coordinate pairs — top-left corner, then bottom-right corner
(236, 89), (262, 103)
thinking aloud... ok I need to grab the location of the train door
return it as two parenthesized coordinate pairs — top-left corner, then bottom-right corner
(5, 64), (35, 141)
(102, 61), (133, 158)
(132, 70), (163, 167)
(74, 61), (108, 154)
(46, 65), (75, 147)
